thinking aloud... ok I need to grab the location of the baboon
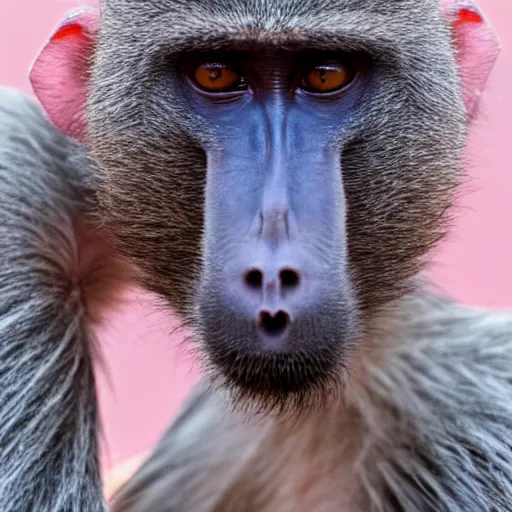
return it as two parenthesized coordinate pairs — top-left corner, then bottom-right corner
(1, 0), (510, 511)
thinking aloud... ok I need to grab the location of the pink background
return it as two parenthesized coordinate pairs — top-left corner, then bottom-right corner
(1, 0), (511, 471)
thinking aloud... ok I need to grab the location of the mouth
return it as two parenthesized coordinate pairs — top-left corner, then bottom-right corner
(194, 286), (360, 416)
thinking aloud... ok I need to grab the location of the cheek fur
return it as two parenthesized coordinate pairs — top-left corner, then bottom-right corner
(91, 134), (207, 316)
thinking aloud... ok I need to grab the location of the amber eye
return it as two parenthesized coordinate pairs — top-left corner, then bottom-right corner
(301, 64), (356, 94)
(193, 63), (243, 92)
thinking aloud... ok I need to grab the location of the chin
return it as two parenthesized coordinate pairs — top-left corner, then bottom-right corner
(194, 288), (361, 418)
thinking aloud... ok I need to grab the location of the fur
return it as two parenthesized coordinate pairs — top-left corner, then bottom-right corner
(88, 0), (466, 316)
(0, 87), (128, 511)
(87, 0), (468, 416)
(1, 0), (510, 510)
(112, 290), (512, 511)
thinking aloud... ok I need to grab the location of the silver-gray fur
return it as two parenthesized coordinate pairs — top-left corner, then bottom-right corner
(112, 290), (512, 512)
(1, 0), (511, 510)
(0, 87), (107, 512)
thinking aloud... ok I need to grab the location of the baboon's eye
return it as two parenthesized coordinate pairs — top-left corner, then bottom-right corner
(301, 63), (357, 94)
(193, 63), (245, 92)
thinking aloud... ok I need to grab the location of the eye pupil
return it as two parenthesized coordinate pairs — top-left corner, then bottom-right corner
(303, 63), (356, 94)
(193, 63), (243, 92)
(209, 69), (222, 82)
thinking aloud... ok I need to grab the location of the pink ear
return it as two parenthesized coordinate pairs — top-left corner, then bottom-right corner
(441, 0), (501, 120)
(29, 7), (99, 141)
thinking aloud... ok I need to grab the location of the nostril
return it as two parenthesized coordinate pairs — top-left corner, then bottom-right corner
(259, 310), (290, 336)
(245, 268), (264, 290)
(279, 268), (300, 289)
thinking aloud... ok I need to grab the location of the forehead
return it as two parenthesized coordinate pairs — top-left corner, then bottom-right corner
(104, 0), (435, 18)
(101, 0), (442, 55)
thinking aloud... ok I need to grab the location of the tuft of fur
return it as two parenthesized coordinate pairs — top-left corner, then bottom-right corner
(0, 87), (128, 512)
(112, 289), (512, 512)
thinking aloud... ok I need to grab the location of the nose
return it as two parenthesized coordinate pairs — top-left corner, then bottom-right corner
(227, 204), (309, 341)
(243, 265), (301, 337)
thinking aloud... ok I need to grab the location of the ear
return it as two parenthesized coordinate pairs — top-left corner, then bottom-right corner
(29, 7), (99, 142)
(441, 0), (501, 120)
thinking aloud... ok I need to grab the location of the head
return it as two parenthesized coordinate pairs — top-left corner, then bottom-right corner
(31, 0), (499, 414)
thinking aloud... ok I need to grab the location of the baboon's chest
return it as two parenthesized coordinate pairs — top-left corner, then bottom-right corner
(215, 415), (368, 512)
